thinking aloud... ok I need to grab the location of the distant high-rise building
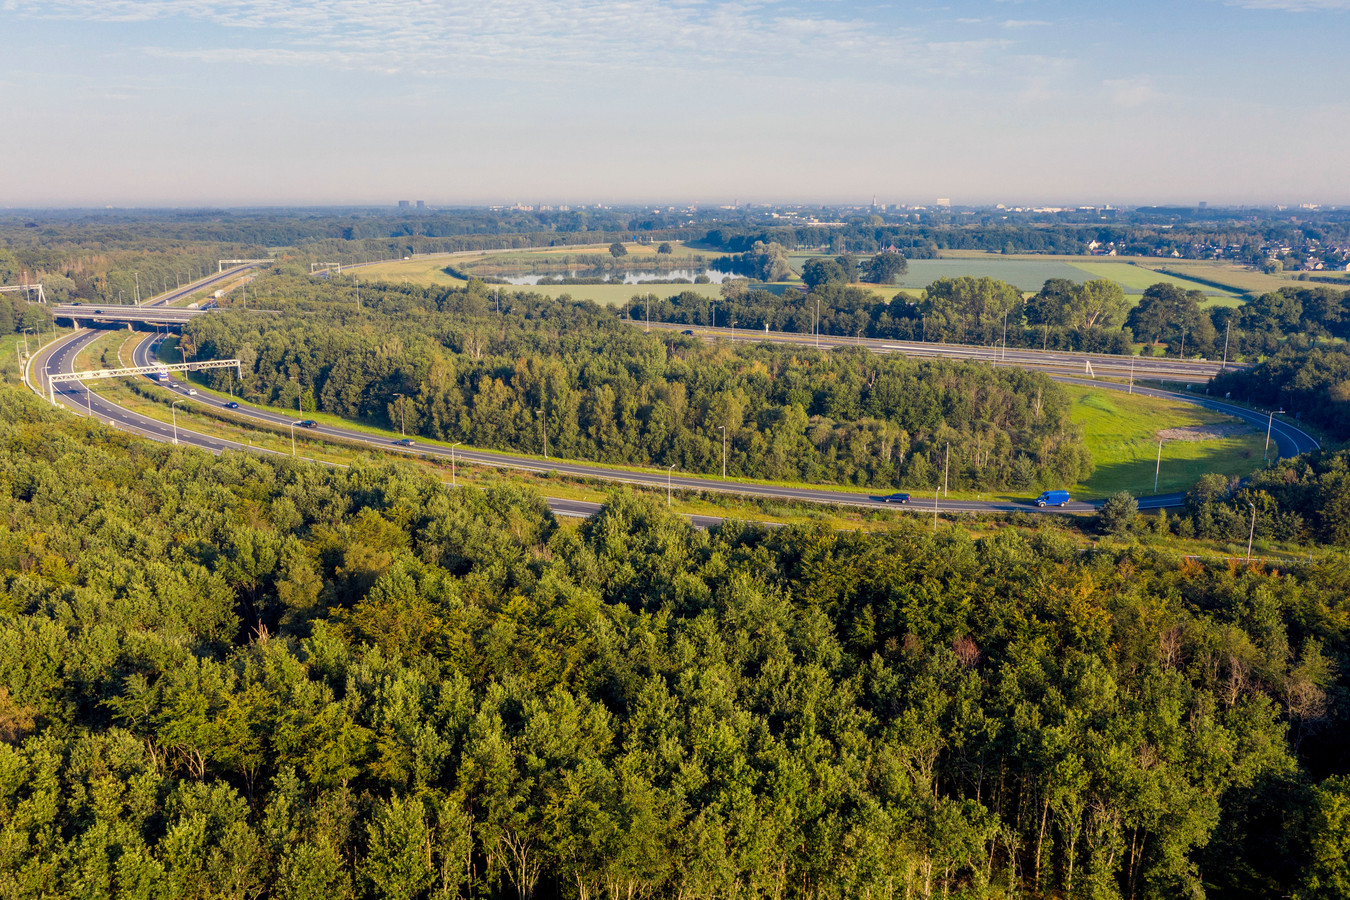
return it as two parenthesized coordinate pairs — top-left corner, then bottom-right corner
(1199, 201), (1208, 209)
(398, 200), (410, 208)
(416, 200), (425, 209)
(936, 198), (951, 208)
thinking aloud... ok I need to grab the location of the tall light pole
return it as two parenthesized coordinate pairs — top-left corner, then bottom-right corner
(1154, 439), (1163, 493)
(134, 272), (140, 306)
(289, 422), (296, 457)
(1246, 501), (1257, 563)
(1001, 307), (1009, 361)
(1128, 355), (1135, 395)
(719, 425), (727, 479)
(171, 399), (184, 445)
(814, 296), (820, 349)
(537, 408), (548, 460)
(646, 293), (651, 333)
(1263, 410), (1283, 463)
(667, 464), (676, 507)
(1221, 320), (1231, 372)
(394, 393), (406, 436)
(451, 442), (462, 487)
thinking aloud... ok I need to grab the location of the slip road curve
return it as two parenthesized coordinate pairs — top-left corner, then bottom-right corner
(641, 321), (1237, 383)
(30, 323), (1319, 523)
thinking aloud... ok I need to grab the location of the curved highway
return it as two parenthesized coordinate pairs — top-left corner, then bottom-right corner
(30, 322), (1320, 522)
(646, 321), (1238, 383)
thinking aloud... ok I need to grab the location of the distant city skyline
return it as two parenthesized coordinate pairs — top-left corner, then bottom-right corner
(1, 0), (1347, 207)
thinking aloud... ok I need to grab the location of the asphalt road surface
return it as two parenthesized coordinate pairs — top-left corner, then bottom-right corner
(642, 321), (1237, 383)
(30, 326), (1320, 524)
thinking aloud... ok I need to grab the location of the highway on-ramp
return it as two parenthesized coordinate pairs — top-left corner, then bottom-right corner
(29, 323), (1320, 523)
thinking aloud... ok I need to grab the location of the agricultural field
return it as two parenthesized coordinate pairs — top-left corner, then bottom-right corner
(353, 256), (470, 287)
(1067, 261), (1245, 304)
(1066, 384), (1264, 496)
(1139, 259), (1342, 295)
(348, 246), (1294, 310)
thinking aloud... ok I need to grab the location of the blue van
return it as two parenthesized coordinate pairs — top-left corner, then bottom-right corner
(1035, 490), (1070, 508)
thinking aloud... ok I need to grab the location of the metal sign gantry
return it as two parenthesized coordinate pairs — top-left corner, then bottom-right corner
(218, 259), (273, 272)
(47, 359), (241, 405)
(0, 283), (47, 303)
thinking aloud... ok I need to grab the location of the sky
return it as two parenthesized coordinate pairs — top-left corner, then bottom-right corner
(0, 0), (1347, 208)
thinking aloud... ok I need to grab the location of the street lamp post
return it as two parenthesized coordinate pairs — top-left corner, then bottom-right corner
(1001, 308), (1009, 361)
(171, 399), (184, 445)
(451, 442), (462, 487)
(719, 425), (727, 479)
(537, 408), (548, 460)
(1154, 439), (1163, 494)
(814, 296), (820, 349)
(1246, 502), (1257, 563)
(289, 422), (296, 457)
(667, 464), (676, 507)
(394, 393), (406, 436)
(1263, 410), (1284, 463)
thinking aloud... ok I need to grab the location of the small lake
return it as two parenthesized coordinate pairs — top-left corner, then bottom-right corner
(500, 269), (738, 286)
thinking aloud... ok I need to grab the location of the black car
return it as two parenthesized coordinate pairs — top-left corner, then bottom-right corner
(882, 492), (911, 503)
(297, 419), (318, 428)
(680, 329), (695, 335)
(394, 438), (414, 447)
(224, 401), (239, 409)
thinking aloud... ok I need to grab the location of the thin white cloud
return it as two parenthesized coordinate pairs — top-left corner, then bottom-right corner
(1105, 77), (1155, 108)
(3, 0), (1013, 80)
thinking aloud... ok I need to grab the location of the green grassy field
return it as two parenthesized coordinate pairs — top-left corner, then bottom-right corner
(350, 246), (1290, 309)
(1064, 260), (1243, 303)
(355, 258), (470, 288)
(1066, 385), (1263, 496)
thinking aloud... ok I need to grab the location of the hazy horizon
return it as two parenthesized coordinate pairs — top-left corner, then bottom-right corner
(2, 0), (1347, 208)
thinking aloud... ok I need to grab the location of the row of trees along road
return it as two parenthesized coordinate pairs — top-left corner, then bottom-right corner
(656, 256), (1349, 361)
(183, 274), (1091, 491)
(0, 383), (1346, 898)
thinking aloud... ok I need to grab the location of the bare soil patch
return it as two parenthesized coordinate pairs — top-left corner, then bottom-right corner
(1156, 423), (1256, 442)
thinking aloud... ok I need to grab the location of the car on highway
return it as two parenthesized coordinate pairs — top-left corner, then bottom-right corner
(680, 329), (695, 335)
(881, 492), (911, 503)
(93, 309), (103, 314)
(1035, 490), (1070, 508)
(394, 438), (414, 447)
(224, 401), (239, 409)
(187, 388), (197, 396)
(297, 419), (318, 428)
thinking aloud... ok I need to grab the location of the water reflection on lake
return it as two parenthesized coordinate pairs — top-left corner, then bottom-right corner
(499, 269), (737, 285)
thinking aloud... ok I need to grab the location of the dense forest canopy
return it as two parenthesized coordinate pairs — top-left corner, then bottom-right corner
(182, 276), (1090, 491)
(0, 386), (1346, 899)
